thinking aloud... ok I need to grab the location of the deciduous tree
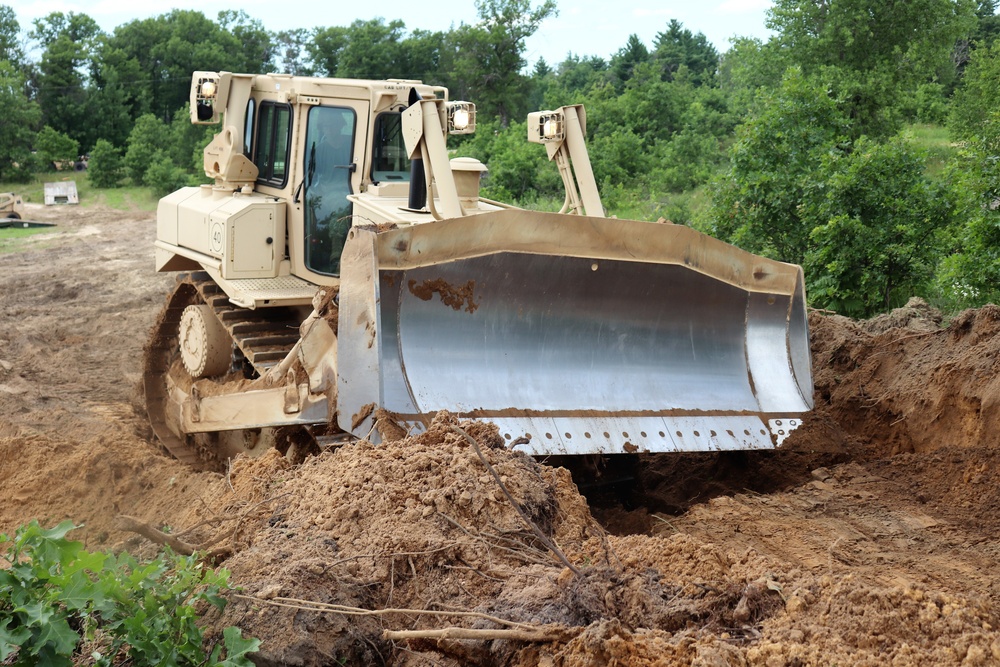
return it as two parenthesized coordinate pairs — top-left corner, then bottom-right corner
(87, 139), (125, 188)
(218, 10), (275, 73)
(35, 126), (79, 167)
(765, 0), (977, 137)
(0, 4), (24, 67)
(124, 113), (171, 184)
(711, 68), (848, 264)
(936, 40), (1000, 306)
(451, 0), (557, 127)
(0, 60), (40, 182)
(31, 12), (101, 144)
(804, 137), (952, 316)
(276, 28), (314, 75)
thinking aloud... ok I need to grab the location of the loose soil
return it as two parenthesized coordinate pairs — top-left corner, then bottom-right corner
(3, 204), (1000, 666)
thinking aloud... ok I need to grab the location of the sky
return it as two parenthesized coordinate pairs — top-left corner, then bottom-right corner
(5, 0), (776, 67)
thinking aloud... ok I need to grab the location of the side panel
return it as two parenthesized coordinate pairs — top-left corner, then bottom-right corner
(156, 186), (286, 280)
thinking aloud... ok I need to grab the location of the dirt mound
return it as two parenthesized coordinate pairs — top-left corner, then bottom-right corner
(809, 301), (1000, 458)
(5, 205), (1000, 665)
(191, 414), (616, 664)
(181, 408), (1000, 666)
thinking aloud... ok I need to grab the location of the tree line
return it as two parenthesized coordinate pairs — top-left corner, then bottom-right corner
(0, 0), (556, 174)
(2, 0), (1000, 316)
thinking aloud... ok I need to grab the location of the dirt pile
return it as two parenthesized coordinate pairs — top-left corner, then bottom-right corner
(185, 414), (656, 664)
(809, 298), (1000, 458)
(4, 205), (1000, 665)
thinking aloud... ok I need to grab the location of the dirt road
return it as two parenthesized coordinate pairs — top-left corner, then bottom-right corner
(2, 203), (999, 665)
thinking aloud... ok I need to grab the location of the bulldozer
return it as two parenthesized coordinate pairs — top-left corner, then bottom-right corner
(145, 71), (813, 466)
(0, 192), (24, 219)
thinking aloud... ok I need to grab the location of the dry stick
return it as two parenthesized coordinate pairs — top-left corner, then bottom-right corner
(174, 515), (227, 539)
(444, 563), (507, 582)
(326, 545), (453, 569)
(221, 491), (295, 552)
(384, 626), (575, 642)
(117, 492), (292, 555)
(437, 512), (552, 567)
(234, 595), (536, 630)
(451, 425), (582, 577)
(877, 330), (938, 348)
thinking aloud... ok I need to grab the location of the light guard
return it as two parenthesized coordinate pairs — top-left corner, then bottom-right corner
(527, 110), (566, 143)
(447, 101), (476, 134)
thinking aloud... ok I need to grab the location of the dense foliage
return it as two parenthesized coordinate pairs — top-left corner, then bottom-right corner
(0, 520), (258, 666)
(0, 0), (998, 315)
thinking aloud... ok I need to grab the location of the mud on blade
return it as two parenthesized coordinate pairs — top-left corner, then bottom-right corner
(337, 210), (812, 455)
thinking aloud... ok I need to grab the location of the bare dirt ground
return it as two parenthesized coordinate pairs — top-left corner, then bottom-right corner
(3, 203), (1000, 666)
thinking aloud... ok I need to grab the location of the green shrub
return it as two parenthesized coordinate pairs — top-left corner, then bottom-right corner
(34, 127), (80, 169)
(125, 114), (172, 186)
(145, 150), (193, 198)
(803, 136), (952, 317)
(654, 127), (723, 192)
(0, 520), (259, 666)
(914, 83), (948, 125)
(88, 140), (126, 188)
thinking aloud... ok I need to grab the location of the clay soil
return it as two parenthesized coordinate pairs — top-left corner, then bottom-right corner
(3, 203), (1000, 666)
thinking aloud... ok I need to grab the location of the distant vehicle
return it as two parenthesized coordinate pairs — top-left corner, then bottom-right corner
(51, 156), (88, 172)
(0, 192), (24, 219)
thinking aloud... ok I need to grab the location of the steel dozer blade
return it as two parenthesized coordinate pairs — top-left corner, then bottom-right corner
(337, 209), (813, 455)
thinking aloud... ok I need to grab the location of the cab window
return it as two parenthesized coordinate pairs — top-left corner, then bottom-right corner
(254, 101), (291, 186)
(243, 98), (255, 156)
(370, 111), (410, 183)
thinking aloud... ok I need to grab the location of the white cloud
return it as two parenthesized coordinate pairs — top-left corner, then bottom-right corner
(633, 8), (674, 18)
(717, 0), (772, 13)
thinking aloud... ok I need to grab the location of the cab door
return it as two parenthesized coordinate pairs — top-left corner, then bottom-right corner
(302, 105), (359, 276)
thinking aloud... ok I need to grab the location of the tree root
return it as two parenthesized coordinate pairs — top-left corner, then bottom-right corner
(451, 424), (582, 577)
(115, 515), (199, 555)
(383, 626), (576, 642)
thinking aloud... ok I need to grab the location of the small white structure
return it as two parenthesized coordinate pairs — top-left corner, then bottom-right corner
(43, 181), (79, 205)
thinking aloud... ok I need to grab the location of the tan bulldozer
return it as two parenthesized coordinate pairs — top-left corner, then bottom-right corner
(0, 192), (24, 219)
(145, 71), (813, 466)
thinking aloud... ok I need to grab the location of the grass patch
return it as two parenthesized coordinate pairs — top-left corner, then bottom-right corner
(0, 172), (159, 212)
(85, 185), (160, 211)
(904, 123), (956, 179)
(0, 226), (61, 254)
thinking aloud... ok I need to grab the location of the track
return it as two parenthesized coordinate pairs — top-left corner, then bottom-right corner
(142, 271), (306, 465)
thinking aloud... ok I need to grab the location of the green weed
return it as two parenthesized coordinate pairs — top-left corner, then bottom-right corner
(904, 123), (957, 179)
(0, 520), (259, 666)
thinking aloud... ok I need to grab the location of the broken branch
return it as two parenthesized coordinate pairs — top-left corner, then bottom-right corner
(116, 515), (198, 555)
